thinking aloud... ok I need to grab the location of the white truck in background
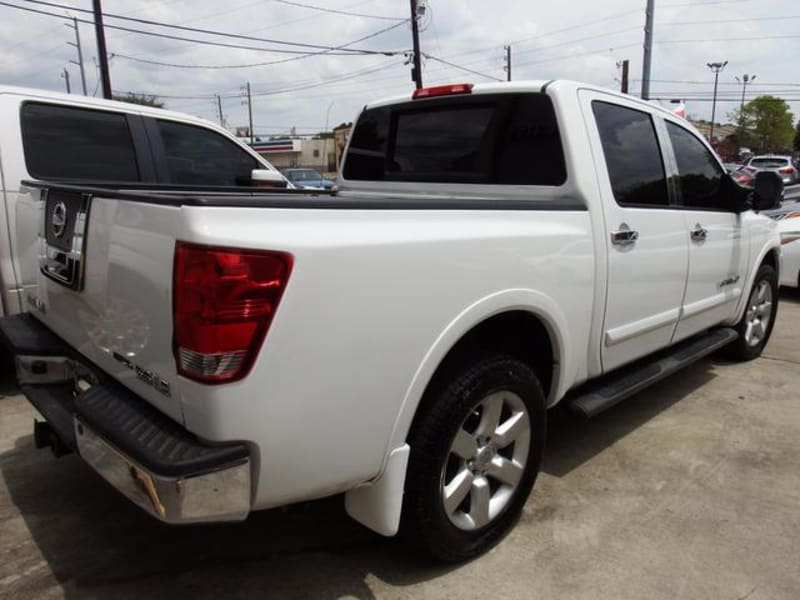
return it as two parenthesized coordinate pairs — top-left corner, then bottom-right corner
(0, 80), (784, 562)
(0, 86), (288, 316)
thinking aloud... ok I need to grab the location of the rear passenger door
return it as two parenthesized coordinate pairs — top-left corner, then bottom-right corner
(663, 119), (748, 341)
(582, 93), (689, 372)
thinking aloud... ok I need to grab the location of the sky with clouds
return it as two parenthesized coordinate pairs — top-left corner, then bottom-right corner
(2, 0), (798, 137)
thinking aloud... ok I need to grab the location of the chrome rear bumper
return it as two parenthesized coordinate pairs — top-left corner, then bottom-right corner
(75, 418), (251, 524)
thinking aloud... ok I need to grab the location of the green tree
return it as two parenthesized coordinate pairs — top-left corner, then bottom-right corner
(731, 95), (794, 152)
(112, 92), (164, 108)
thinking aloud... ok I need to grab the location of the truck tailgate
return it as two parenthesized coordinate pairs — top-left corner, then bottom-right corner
(17, 184), (184, 423)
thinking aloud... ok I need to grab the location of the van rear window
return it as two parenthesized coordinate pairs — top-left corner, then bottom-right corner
(21, 103), (140, 182)
(343, 92), (566, 186)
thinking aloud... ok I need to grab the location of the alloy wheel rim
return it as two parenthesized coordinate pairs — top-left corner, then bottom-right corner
(743, 280), (773, 347)
(440, 390), (531, 531)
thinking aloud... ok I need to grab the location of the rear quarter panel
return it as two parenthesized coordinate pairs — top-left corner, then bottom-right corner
(171, 206), (595, 508)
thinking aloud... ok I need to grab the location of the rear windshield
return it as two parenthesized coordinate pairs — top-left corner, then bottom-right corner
(343, 92), (566, 186)
(751, 158), (789, 169)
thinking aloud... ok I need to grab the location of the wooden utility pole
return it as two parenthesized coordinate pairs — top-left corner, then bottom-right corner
(641, 0), (654, 100)
(246, 82), (254, 143)
(67, 17), (88, 95)
(61, 68), (71, 94)
(409, 0), (422, 89)
(504, 45), (511, 81)
(92, 0), (112, 98)
(621, 59), (629, 94)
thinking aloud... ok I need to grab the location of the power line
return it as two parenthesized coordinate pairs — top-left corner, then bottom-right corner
(439, 8), (643, 62)
(660, 0), (755, 7)
(658, 34), (800, 44)
(13, 0), (396, 54)
(423, 55), (503, 82)
(271, 0), (406, 21)
(663, 14), (800, 25)
(113, 57), (401, 101)
(111, 19), (408, 69)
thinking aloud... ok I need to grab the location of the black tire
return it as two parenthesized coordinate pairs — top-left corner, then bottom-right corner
(401, 355), (546, 562)
(725, 263), (779, 361)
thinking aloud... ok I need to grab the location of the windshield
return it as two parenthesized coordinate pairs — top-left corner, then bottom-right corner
(288, 169), (324, 181)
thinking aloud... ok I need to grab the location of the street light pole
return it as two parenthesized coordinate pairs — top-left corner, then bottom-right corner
(735, 73), (755, 125)
(61, 68), (71, 94)
(707, 60), (728, 143)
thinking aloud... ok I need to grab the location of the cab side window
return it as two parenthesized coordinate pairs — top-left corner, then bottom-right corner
(21, 103), (140, 181)
(157, 120), (259, 186)
(592, 101), (669, 208)
(666, 122), (727, 211)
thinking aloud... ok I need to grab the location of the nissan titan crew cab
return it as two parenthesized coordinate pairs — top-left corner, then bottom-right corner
(0, 81), (784, 562)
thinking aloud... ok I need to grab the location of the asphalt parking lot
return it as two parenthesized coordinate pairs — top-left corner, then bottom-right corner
(2, 291), (800, 600)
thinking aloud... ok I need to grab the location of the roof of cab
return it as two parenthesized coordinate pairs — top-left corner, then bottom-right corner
(361, 79), (679, 120)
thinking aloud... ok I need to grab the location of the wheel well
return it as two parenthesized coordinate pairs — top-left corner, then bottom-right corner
(761, 248), (778, 273)
(410, 311), (556, 438)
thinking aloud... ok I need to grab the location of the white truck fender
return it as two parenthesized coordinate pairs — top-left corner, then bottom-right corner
(730, 241), (781, 324)
(344, 289), (571, 536)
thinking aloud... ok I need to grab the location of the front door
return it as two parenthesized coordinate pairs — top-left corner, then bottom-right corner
(663, 119), (748, 341)
(582, 94), (689, 372)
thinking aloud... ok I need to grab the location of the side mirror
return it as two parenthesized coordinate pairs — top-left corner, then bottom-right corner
(251, 169), (288, 189)
(751, 171), (783, 212)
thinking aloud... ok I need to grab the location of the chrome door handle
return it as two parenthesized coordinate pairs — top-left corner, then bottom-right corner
(611, 223), (639, 247)
(690, 223), (708, 242)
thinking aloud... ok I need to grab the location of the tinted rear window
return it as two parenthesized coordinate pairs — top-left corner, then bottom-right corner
(21, 103), (140, 181)
(343, 93), (566, 185)
(750, 158), (789, 169)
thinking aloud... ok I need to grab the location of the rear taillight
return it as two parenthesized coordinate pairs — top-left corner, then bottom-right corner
(779, 167), (795, 174)
(173, 242), (292, 383)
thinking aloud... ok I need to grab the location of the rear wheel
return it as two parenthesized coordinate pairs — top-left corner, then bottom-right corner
(401, 355), (546, 562)
(725, 263), (778, 361)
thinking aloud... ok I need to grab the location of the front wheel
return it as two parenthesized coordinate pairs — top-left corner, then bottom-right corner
(725, 263), (778, 361)
(401, 355), (546, 562)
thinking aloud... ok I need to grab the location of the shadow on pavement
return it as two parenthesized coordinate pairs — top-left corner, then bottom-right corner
(779, 286), (800, 304)
(1, 359), (718, 598)
(543, 360), (715, 478)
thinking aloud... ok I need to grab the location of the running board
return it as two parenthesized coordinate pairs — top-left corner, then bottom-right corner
(569, 328), (738, 418)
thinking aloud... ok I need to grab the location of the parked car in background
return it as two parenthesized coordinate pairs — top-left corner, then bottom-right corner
(282, 167), (335, 190)
(724, 163), (756, 187)
(766, 202), (800, 288)
(747, 155), (798, 185)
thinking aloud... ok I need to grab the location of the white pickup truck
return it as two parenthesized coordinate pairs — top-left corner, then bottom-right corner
(0, 80), (784, 562)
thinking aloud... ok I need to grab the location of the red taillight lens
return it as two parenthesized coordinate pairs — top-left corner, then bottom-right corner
(173, 242), (292, 383)
(779, 167), (795, 174)
(412, 83), (474, 99)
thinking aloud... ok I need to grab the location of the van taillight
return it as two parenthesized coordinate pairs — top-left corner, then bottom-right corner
(173, 242), (292, 383)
